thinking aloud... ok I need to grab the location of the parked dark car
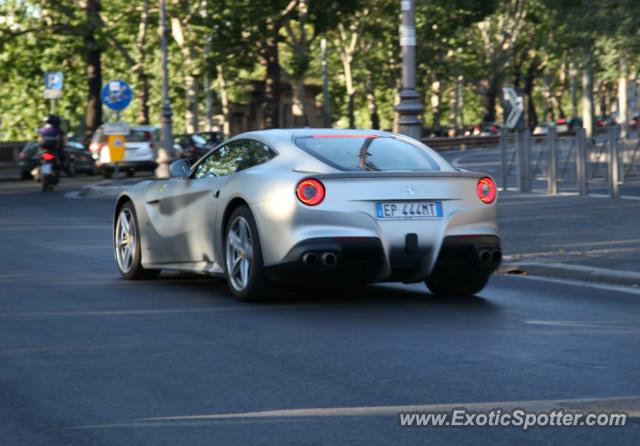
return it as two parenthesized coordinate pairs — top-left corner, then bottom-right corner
(19, 141), (96, 180)
(197, 131), (223, 146)
(174, 133), (214, 162)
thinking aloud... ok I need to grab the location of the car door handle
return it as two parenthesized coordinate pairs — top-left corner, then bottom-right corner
(147, 199), (160, 204)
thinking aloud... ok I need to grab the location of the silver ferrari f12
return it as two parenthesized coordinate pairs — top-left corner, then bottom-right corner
(113, 129), (501, 300)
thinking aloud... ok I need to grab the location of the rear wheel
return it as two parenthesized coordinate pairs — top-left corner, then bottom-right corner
(40, 175), (48, 192)
(224, 205), (272, 301)
(114, 202), (161, 280)
(425, 271), (489, 297)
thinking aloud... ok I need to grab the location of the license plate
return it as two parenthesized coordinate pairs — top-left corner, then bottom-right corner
(376, 201), (443, 219)
(40, 163), (53, 175)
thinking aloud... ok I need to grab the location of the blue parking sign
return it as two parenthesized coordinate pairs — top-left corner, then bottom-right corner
(44, 72), (63, 90)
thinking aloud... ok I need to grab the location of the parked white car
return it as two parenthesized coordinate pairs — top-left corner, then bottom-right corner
(89, 125), (160, 178)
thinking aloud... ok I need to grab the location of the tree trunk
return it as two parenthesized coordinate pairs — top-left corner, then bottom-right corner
(482, 75), (499, 124)
(365, 76), (379, 130)
(430, 76), (442, 135)
(216, 65), (230, 138)
(618, 53), (629, 138)
(553, 60), (567, 119)
(524, 60), (538, 130)
(342, 54), (355, 128)
(291, 79), (307, 127)
(582, 48), (594, 136)
(570, 60), (578, 118)
(84, 0), (102, 143)
(262, 20), (281, 129)
(185, 74), (199, 133)
(449, 73), (463, 134)
(288, 0), (309, 127)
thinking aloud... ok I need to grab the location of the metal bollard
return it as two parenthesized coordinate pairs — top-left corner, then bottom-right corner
(576, 128), (588, 196)
(517, 129), (531, 193)
(547, 126), (558, 195)
(499, 127), (508, 191)
(608, 126), (620, 198)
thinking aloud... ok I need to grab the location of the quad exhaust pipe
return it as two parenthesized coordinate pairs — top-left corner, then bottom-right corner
(301, 251), (338, 268)
(477, 248), (501, 266)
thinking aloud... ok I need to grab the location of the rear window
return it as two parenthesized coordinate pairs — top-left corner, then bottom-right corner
(127, 130), (153, 142)
(127, 129), (160, 142)
(295, 135), (440, 172)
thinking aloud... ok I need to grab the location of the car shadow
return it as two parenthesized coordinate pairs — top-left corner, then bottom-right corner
(149, 273), (499, 314)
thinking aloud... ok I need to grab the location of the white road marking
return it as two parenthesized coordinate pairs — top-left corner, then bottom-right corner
(499, 273), (640, 296)
(68, 395), (640, 429)
(0, 304), (319, 319)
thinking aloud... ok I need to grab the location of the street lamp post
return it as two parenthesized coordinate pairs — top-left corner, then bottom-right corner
(394, 0), (424, 140)
(156, 0), (175, 178)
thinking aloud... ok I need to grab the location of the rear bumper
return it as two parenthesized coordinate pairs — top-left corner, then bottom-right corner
(264, 235), (501, 284)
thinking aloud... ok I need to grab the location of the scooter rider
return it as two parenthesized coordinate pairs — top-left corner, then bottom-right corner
(40, 114), (66, 168)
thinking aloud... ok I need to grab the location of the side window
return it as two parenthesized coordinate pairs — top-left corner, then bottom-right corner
(192, 140), (276, 179)
(235, 140), (277, 172)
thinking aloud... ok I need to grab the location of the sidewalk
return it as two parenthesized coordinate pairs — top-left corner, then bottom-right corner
(498, 192), (640, 285)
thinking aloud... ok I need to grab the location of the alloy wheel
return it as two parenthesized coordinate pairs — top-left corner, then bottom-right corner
(226, 216), (253, 291)
(115, 208), (137, 273)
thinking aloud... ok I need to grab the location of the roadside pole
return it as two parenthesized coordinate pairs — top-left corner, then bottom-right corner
(499, 127), (508, 191)
(44, 71), (63, 115)
(394, 0), (424, 139)
(547, 126), (558, 195)
(156, 0), (175, 179)
(517, 130), (531, 193)
(101, 80), (132, 181)
(608, 126), (620, 198)
(576, 127), (588, 196)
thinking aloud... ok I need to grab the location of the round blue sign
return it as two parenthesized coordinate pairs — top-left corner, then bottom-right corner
(101, 80), (133, 111)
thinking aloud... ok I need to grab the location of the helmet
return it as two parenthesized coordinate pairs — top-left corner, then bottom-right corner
(43, 114), (61, 128)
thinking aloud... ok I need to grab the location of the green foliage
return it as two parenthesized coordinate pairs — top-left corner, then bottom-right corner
(0, 0), (638, 139)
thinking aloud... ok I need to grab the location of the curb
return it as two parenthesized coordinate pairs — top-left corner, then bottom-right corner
(499, 261), (640, 288)
(78, 182), (130, 199)
(78, 178), (154, 199)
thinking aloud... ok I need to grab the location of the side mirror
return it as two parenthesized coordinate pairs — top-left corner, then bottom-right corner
(170, 159), (190, 178)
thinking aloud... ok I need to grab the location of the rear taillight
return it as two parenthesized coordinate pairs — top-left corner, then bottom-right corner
(89, 143), (102, 159)
(296, 178), (325, 206)
(41, 152), (55, 161)
(476, 177), (497, 204)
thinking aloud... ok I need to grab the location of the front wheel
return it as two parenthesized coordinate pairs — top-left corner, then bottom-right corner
(224, 205), (272, 301)
(114, 202), (161, 280)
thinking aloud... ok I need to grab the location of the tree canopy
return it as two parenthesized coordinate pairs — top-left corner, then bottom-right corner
(0, 0), (638, 140)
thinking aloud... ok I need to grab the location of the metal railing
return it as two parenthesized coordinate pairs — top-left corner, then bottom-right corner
(499, 126), (639, 198)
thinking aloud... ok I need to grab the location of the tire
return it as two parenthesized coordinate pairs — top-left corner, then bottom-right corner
(114, 201), (161, 280)
(223, 205), (272, 301)
(425, 271), (489, 297)
(40, 175), (48, 193)
(66, 162), (76, 177)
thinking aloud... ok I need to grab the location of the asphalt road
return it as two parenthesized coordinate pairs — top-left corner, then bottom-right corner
(1, 178), (639, 445)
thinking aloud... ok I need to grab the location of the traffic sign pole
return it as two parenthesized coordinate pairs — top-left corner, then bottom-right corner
(101, 80), (133, 181)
